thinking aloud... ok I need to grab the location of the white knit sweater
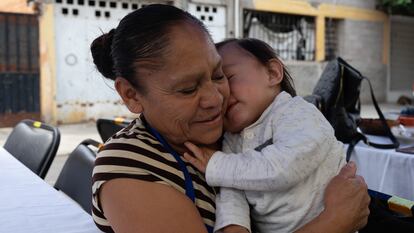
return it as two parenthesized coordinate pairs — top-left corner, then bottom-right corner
(207, 91), (346, 233)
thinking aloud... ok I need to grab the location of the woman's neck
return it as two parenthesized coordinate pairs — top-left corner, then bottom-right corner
(167, 139), (221, 155)
(169, 140), (221, 155)
(168, 142), (187, 155)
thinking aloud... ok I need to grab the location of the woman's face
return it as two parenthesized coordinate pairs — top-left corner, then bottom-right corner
(136, 24), (229, 150)
(218, 43), (278, 133)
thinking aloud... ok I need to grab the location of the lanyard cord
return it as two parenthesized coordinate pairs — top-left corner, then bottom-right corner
(144, 119), (214, 233)
(145, 122), (196, 202)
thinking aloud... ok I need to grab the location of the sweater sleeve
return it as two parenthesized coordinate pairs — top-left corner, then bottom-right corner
(214, 188), (251, 233)
(206, 99), (337, 191)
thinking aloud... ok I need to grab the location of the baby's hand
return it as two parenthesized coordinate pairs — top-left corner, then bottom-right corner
(183, 142), (216, 173)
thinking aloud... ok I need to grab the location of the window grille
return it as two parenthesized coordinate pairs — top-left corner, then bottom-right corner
(54, 0), (173, 19)
(243, 9), (316, 61)
(325, 18), (339, 61)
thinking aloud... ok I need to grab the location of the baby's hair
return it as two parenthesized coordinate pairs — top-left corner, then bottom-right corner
(216, 38), (296, 97)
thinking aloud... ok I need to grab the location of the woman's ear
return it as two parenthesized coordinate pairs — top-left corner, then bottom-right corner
(266, 58), (284, 87)
(114, 77), (144, 114)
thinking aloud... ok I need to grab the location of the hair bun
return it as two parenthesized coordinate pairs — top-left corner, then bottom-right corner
(90, 29), (116, 80)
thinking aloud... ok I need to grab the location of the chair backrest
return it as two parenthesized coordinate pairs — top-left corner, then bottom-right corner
(96, 118), (131, 142)
(54, 139), (101, 215)
(3, 119), (60, 179)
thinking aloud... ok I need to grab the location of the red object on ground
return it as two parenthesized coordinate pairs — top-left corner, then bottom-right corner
(399, 116), (414, 126)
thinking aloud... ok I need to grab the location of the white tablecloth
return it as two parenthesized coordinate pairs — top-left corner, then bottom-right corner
(349, 136), (414, 201)
(0, 147), (102, 233)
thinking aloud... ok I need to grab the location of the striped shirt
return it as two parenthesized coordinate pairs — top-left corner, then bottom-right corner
(92, 116), (216, 232)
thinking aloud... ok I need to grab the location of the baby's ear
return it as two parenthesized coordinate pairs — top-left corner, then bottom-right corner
(267, 58), (284, 87)
(114, 77), (144, 114)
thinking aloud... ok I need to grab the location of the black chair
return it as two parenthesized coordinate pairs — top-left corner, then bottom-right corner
(3, 119), (60, 179)
(54, 139), (101, 215)
(96, 118), (131, 142)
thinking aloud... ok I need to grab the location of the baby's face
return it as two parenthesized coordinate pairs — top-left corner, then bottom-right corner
(219, 43), (278, 133)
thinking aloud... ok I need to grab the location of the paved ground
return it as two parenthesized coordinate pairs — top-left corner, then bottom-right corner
(0, 103), (406, 185)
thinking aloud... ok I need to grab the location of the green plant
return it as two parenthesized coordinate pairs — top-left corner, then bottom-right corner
(378, 0), (414, 15)
(381, 0), (412, 6)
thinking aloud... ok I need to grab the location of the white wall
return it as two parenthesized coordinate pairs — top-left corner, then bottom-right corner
(308, 0), (378, 9)
(388, 16), (414, 102)
(52, 0), (233, 123)
(336, 19), (387, 103)
(188, 1), (227, 42)
(54, 0), (141, 123)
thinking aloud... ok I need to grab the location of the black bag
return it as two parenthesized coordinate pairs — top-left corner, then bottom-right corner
(305, 57), (399, 161)
(307, 58), (414, 231)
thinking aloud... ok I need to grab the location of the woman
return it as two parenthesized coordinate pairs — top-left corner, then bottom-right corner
(91, 4), (369, 233)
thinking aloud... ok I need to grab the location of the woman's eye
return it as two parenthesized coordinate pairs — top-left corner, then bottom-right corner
(213, 75), (225, 81)
(179, 87), (197, 95)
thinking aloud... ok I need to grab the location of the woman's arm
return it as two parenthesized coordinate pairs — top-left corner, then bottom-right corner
(294, 162), (370, 233)
(100, 178), (208, 233)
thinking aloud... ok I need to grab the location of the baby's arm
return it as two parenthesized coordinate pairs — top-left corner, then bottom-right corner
(206, 101), (338, 191)
(214, 188), (251, 233)
(182, 138), (251, 233)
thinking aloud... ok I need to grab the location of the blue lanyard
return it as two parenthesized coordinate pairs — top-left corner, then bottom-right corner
(145, 122), (214, 233)
(145, 122), (196, 202)
(206, 225), (214, 233)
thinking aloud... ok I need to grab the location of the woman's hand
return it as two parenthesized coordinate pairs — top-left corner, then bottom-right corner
(323, 161), (370, 232)
(321, 162), (370, 233)
(183, 142), (216, 173)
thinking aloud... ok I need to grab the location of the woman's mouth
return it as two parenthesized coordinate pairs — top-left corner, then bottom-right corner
(195, 112), (222, 125)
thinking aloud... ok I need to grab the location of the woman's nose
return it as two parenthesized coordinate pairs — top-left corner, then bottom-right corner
(199, 82), (223, 109)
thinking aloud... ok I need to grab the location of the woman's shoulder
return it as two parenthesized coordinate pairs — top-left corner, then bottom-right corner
(99, 118), (167, 156)
(95, 118), (179, 168)
(93, 117), (183, 186)
(91, 118), (183, 232)
(91, 118), (217, 232)
(107, 118), (157, 145)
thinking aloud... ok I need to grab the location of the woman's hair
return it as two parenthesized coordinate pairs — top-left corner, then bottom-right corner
(216, 38), (296, 97)
(90, 4), (208, 92)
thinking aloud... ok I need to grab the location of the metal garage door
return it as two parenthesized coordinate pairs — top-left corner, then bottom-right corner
(0, 13), (40, 127)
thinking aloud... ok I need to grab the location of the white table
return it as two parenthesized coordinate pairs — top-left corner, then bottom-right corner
(0, 147), (102, 233)
(349, 136), (414, 201)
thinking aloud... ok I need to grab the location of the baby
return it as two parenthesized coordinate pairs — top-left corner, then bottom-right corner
(183, 38), (346, 233)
